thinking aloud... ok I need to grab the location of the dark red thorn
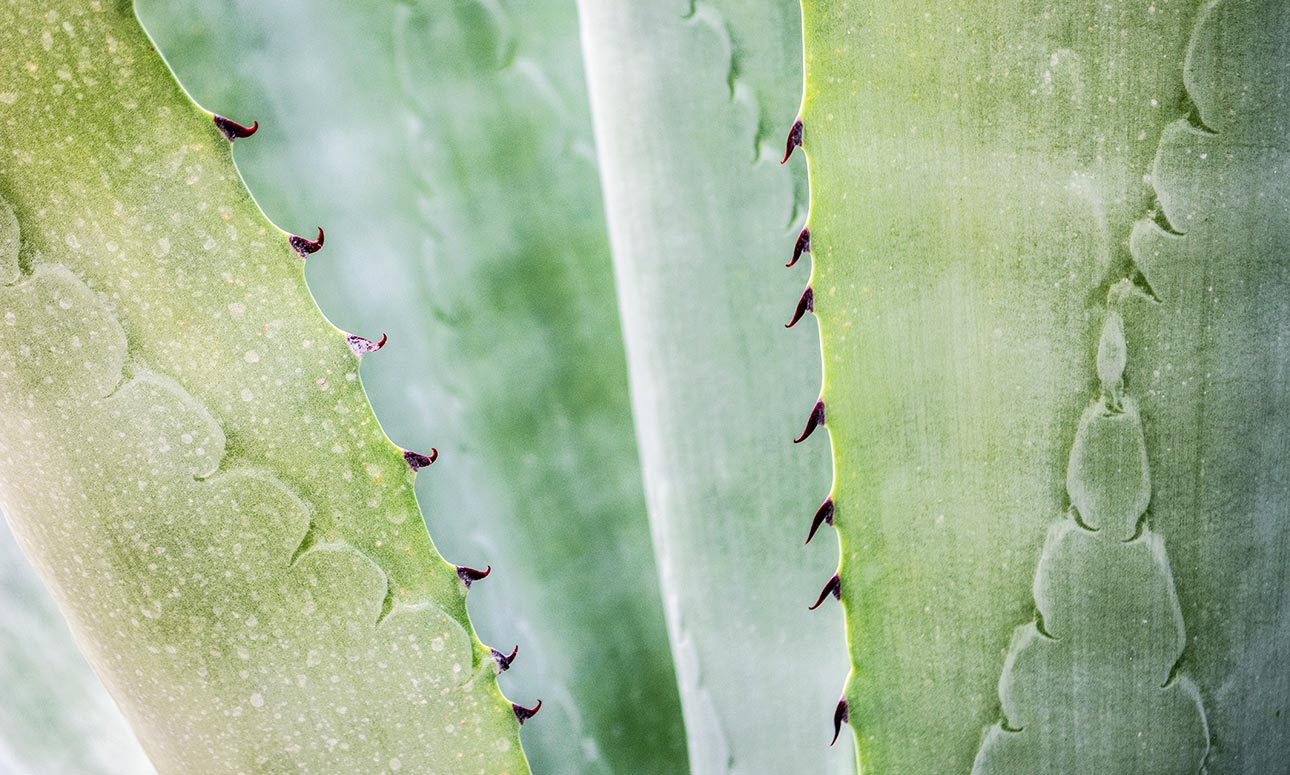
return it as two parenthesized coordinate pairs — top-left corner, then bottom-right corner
(805, 497), (835, 544)
(456, 564), (491, 588)
(781, 119), (803, 164)
(346, 332), (387, 357)
(788, 228), (811, 267)
(831, 697), (850, 745)
(809, 573), (841, 610)
(786, 286), (815, 328)
(403, 448), (438, 471)
(512, 699), (542, 725)
(794, 400), (826, 443)
(492, 644), (519, 672)
(289, 227), (325, 257)
(213, 114), (258, 141)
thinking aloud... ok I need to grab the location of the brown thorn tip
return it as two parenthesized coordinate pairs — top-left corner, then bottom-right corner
(786, 286), (815, 328)
(809, 573), (841, 610)
(513, 699), (542, 725)
(456, 564), (491, 588)
(346, 332), (388, 357)
(831, 698), (850, 746)
(213, 114), (258, 141)
(492, 645), (519, 671)
(805, 497), (835, 544)
(781, 119), (803, 164)
(403, 448), (438, 471)
(289, 227), (325, 257)
(788, 228), (811, 267)
(793, 400), (826, 443)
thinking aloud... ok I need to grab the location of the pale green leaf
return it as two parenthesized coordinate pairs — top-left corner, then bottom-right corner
(133, 1), (689, 772)
(0, 2), (527, 772)
(799, 0), (1290, 770)
(578, 2), (852, 773)
(0, 519), (153, 774)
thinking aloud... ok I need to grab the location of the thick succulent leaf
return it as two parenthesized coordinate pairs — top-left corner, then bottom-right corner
(0, 519), (153, 775)
(798, 0), (1289, 770)
(134, 1), (688, 773)
(578, 2), (852, 774)
(1116, 2), (1290, 769)
(0, 2), (528, 773)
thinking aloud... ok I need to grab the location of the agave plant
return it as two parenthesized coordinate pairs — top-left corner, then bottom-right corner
(1, 0), (1286, 774)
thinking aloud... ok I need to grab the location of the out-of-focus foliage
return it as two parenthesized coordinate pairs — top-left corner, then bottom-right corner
(578, 2), (853, 774)
(0, 520), (152, 775)
(8, 0), (1288, 773)
(135, 1), (687, 773)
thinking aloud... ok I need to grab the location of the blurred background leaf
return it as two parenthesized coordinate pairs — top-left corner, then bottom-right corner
(0, 519), (153, 775)
(0, 2), (687, 772)
(577, 2), (852, 774)
(129, 1), (687, 773)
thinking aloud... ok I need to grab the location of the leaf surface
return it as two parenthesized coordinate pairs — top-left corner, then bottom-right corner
(0, 2), (529, 772)
(578, 2), (853, 774)
(798, 0), (1290, 770)
(131, 2), (689, 773)
(0, 519), (153, 774)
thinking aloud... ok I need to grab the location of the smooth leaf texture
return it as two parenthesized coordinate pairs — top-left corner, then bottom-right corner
(132, 1), (688, 773)
(0, 519), (152, 774)
(0, 2), (528, 773)
(1116, 2), (1290, 769)
(579, 2), (852, 774)
(799, 0), (1289, 770)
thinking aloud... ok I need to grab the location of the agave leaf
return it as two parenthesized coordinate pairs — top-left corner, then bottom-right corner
(1115, 2), (1290, 769)
(798, 0), (1289, 770)
(0, 519), (153, 774)
(0, 2), (528, 772)
(133, 1), (688, 773)
(578, 2), (852, 773)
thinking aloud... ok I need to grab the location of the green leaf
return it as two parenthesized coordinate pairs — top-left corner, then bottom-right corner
(133, 1), (688, 772)
(799, 0), (1289, 770)
(578, 2), (852, 773)
(0, 519), (153, 774)
(1115, 2), (1290, 769)
(0, 2), (527, 772)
